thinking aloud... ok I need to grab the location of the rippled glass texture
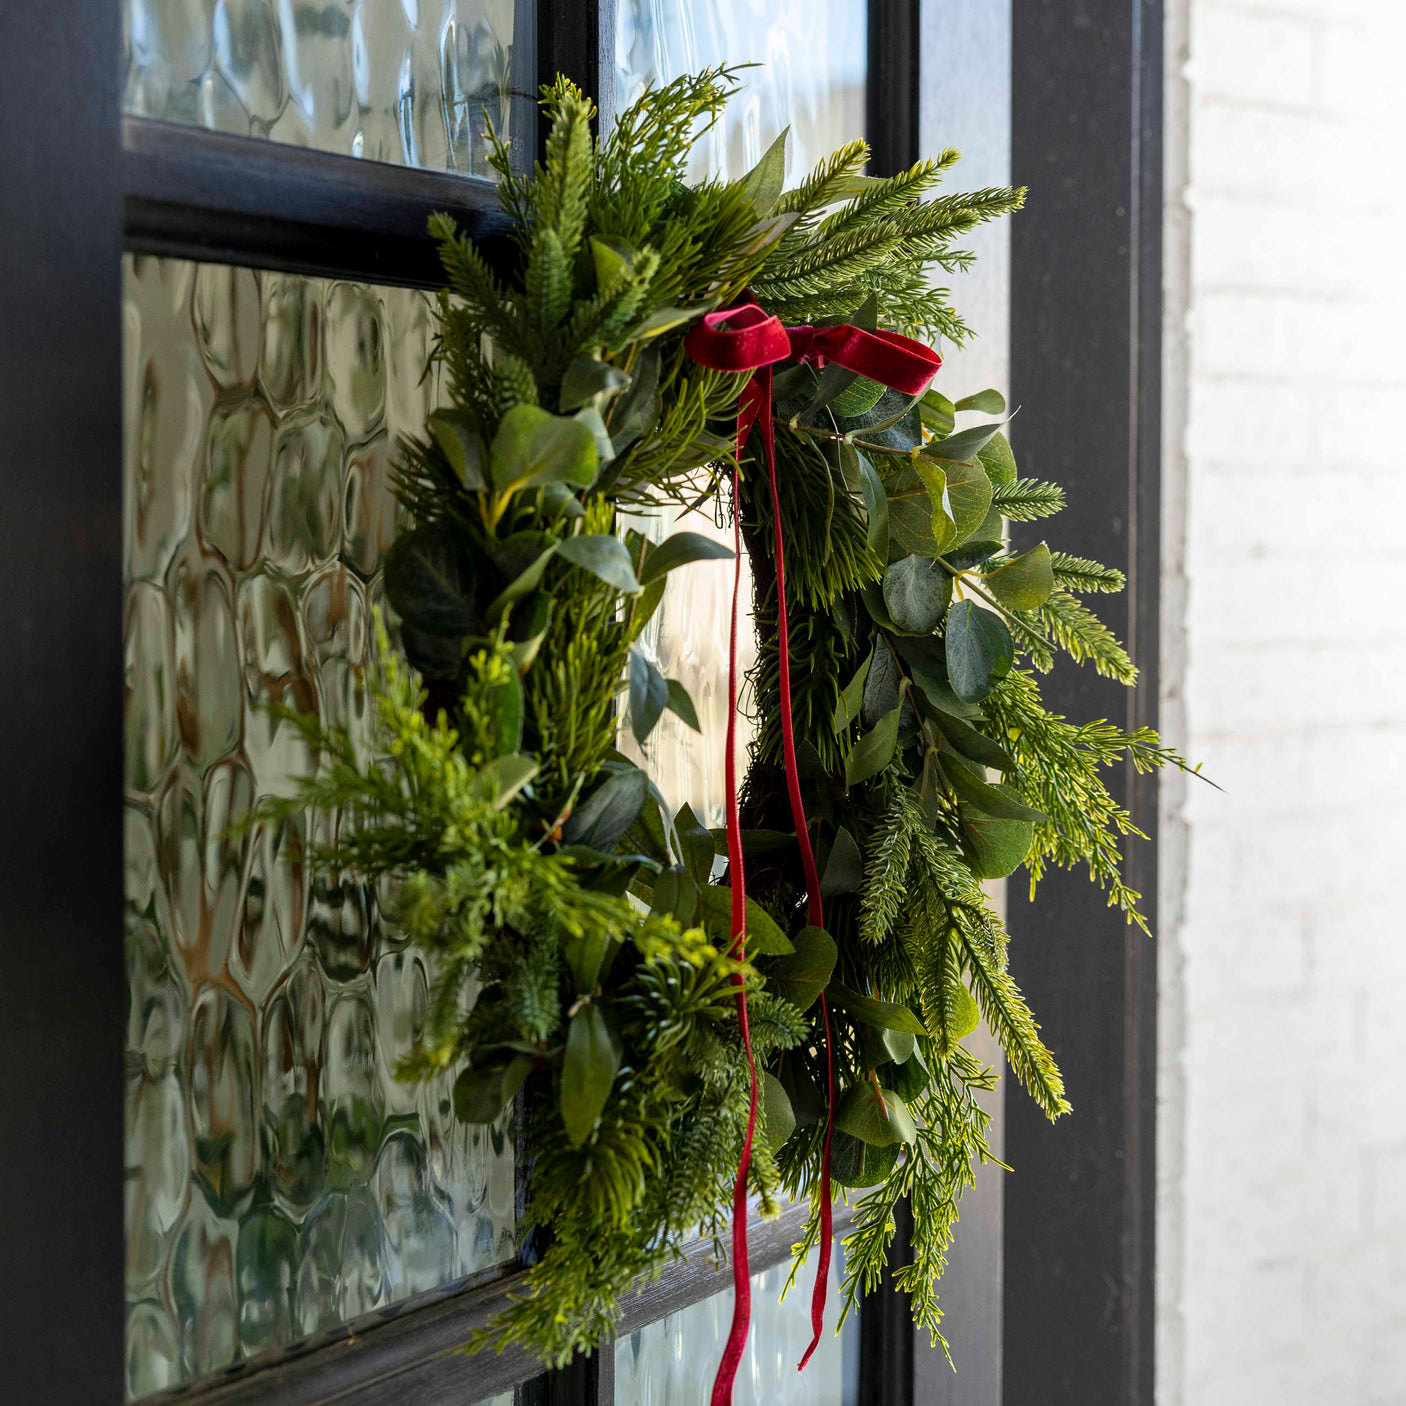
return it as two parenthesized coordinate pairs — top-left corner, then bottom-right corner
(615, 0), (866, 184)
(122, 254), (516, 1400)
(614, 1254), (852, 1405)
(122, 1), (529, 176)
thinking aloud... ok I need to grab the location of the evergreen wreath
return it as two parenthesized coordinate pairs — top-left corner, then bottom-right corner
(263, 69), (1202, 1377)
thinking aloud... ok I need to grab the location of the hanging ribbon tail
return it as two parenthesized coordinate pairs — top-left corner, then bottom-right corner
(689, 302), (943, 1395)
(709, 446), (760, 1406)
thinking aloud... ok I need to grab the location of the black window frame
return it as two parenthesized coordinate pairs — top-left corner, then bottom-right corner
(0, 2), (1161, 1403)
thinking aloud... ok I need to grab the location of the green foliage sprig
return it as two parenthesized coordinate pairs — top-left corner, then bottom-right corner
(264, 69), (1205, 1369)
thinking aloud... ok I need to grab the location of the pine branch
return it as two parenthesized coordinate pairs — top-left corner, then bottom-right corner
(990, 477), (1066, 520)
(1022, 588), (1137, 682)
(1050, 551), (1126, 594)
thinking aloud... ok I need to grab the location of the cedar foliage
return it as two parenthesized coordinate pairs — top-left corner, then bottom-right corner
(261, 69), (1205, 1369)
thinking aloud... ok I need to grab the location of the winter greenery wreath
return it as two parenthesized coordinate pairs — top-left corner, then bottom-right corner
(264, 68), (1199, 1381)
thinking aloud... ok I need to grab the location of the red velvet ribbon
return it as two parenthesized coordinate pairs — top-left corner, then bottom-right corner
(687, 304), (941, 1398)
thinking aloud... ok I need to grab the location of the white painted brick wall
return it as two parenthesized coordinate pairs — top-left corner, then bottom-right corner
(1162, 3), (1406, 1404)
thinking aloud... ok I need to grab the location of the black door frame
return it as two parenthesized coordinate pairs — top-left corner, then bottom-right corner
(0, 2), (1161, 1402)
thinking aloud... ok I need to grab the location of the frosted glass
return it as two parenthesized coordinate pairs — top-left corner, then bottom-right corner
(122, 0), (530, 176)
(614, 1254), (852, 1405)
(615, 0), (867, 183)
(122, 254), (516, 1400)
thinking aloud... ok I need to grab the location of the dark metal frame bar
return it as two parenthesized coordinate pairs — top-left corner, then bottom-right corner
(1003, 3), (1163, 1404)
(867, 0), (922, 175)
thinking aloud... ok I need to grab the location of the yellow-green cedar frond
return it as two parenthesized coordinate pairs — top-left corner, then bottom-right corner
(525, 226), (573, 335)
(1050, 551), (1126, 593)
(533, 78), (595, 259)
(1022, 588), (1137, 682)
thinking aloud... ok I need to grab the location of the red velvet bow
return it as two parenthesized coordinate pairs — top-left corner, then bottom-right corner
(687, 304), (941, 1402)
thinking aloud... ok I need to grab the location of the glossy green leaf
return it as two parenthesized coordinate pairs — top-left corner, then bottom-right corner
(695, 884), (795, 956)
(770, 925), (838, 1011)
(490, 404), (598, 493)
(740, 126), (789, 216)
(832, 649), (873, 731)
(940, 754), (1050, 823)
(820, 826), (864, 897)
(632, 300), (717, 340)
(484, 544), (556, 625)
(882, 1026), (916, 1064)
(560, 1002), (620, 1145)
(845, 703), (901, 788)
(507, 593), (553, 672)
(561, 767), (649, 850)
(384, 525), (484, 637)
(627, 647), (669, 745)
(429, 410), (488, 489)
(943, 600), (1014, 703)
(834, 1082), (917, 1147)
(557, 533), (641, 593)
(760, 1070), (796, 1152)
(590, 234), (635, 290)
(574, 407), (615, 468)
(882, 554), (952, 634)
(665, 679), (701, 732)
(954, 388), (1007, 415)
(675, 803), (714, 885)
(559, 357), (630, 412)
(853, 449), (889, 558)
(861, 638), (901, 726)
(484, 666), (524, 757)
(830, 377), (887, 418)
(638, 530), (734, 584)
(910, 459), (958, 554)
(827, 981), (927, 1035)
(982, 541), (1055, 610)
(885, 1052), (930, 1101)
(944, 539), (1003, 571)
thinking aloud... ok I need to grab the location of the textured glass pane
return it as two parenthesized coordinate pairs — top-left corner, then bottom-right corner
(122, 253), (516, 1400)
(614, 4), (866, 822)
(122, 0), (530, 176)
(614, 1252), (856, 1405)
(615, 0), (867, 183)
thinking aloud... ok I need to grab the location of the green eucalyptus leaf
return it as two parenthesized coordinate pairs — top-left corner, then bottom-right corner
(977, 431), (1018, 487)
(429, 410), (488, 489)
(695, 884), (795, 955)
(610, 345), (661, 452)
(770, 925), (838, 1011)
(954, 388), (1007, 415)
(926, 421), (1003, 465)
(820, 826), (864, 898)
(882, 1026), (916, 1064)
(861, 642), (901, 726)
(453, 1054), (532, 1123)
(918, 387), (956, 437)
(675, 803), (714, 885)
(760, 1070), (796, 1152)
(940, 753), (1050, 823)
(885, 1053), (930, 1101)
(665, 679), (701, 732)
(485, 544), (556, 625)
(944, 539), (1003, 571)
(565, 930), (617, 991)
(882, 555), (953, 634)
(830, 375), (887, 417)
(827, 981), (927, 1035)
(625, 576), (667, 644)
(397, 622), (464, 681)
(852, 449), (889, 558)
(742, 210), (801, 256)
(834, 1082), (917, 1147)
(574, 407), (616, 468)
(484, 667), (524, 757)
(887, 460), (955, 555)
(707, 829), (797, 859)
(632, 301), (717, 340)
(926, 705), (1017, 772)
(507, 593), (553, 673)
(982, 541), (1055, 610)
(740, 126), (789, 216)
(960, 803), (1035, 879)
(557, 533), (641, 593)
(560, 1003), (620, 1145)
(478, 754), (539, 810)
(832, 649), (873, 731)
(561, 767), (649, 850)
(490, 404), (598, 493)
(779, 1057), (826, 1128)
(829, 1131), (900, 1187)
(944, 600), (1014, 703)
(627, 647), (669, 746)
(938, 457), (995, 546)
(914, 746), (943, 828)
(650, 864), (698, 926)
(844, 704), (901, 788)
(590, 235), (635, 291)
(541, 483), (586, 520)
(639, 530), (734, 584)
(560, 357), (630, 413)
(384, 525), (484, 637)
(834, 387), (922, 452)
